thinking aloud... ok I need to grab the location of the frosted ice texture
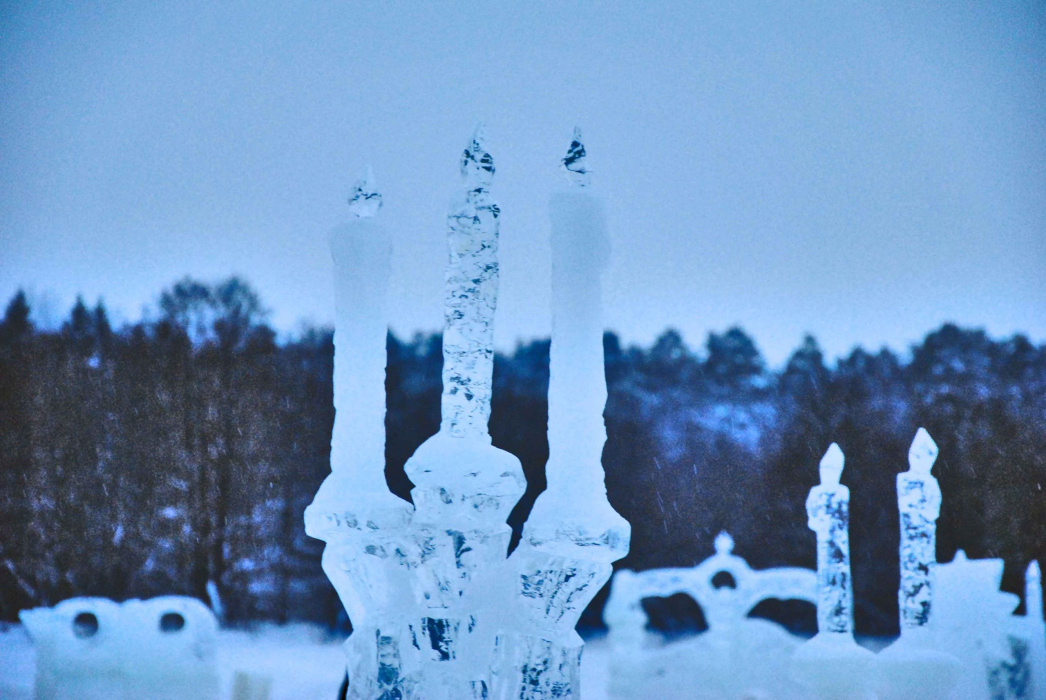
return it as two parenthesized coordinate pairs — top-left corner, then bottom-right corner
(806, 443), (854, 635)
(935, 551), (1020, 699)
(604, 531), (816, 699)
(19, 596), (219, 700)
(327, 167), (394, 485)
(898, 427), (942, 630)
(440, 125), (500, 439)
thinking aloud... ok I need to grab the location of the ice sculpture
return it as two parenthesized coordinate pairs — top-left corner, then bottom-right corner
(604, 531), (816, 699)
(19, 596), (219, 700)
(498, 126), (631, 697)
(934, 552), (1046, 700)
(791, 444), (876, 699)
(1023, 562), (1046, 700)
(875, 428), (960, 700)
(305, 127), (630, 698)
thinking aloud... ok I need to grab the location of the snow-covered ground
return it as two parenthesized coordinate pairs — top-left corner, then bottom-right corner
(0, 624), (613, 700)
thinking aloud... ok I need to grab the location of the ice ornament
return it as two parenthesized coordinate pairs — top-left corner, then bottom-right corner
(305, 128), (629, 699)
(604, 530), (817, 699)
(19, 596), (219, 700)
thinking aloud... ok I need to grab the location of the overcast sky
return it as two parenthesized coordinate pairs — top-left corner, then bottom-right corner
(2, 1), (1044, 365)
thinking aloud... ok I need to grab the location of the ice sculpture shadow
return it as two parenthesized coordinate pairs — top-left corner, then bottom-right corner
(604, 531), (817, 699)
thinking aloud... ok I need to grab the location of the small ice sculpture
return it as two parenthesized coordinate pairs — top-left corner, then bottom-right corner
(304, 166), (414, 698)
(808, 443), (855, 635)
(875, 428), (960, 700)
(604, 532), (817, 699)
(19, 596), (219, 700)
(898, 428), (942, 630)
(306, 128), (629, 699)
(497, 127), (630, 698)
(934, 552), (1046, 700)
(1022, 562), (1046, 700)
(791, 444), (875, 700)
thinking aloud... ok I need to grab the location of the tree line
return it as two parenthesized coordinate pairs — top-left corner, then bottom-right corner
(0, 278), (1043, 637)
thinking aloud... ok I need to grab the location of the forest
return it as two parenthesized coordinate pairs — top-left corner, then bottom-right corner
(0, 278), (1043, 638)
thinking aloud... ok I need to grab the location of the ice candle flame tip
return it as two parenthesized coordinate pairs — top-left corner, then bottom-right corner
(461, 123), (494, 187)
(908, 427), (939, 473)
(819, 443), (845, 484)
(562, 125), (590, 187)
(348, 165), (382, 218)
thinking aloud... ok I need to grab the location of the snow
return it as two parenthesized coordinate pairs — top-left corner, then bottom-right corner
(0, 624), (614, 700)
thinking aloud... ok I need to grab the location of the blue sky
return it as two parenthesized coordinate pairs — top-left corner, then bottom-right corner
(2, 1), (1044, 365)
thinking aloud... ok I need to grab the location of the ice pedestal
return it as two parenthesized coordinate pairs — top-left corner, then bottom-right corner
(19, 596), (219, 700)
(500, 493), (629, 699)
(306, 128), (629, 699)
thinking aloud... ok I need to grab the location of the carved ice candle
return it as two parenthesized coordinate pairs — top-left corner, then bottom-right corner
(791, 444), (873, 700)
(1027, 561), (1046, 700)
(440, 125), (500, 439)
(545, 126), (613, 495)
(806, 443), (854, 634)
(897, 427), (942, 631)
(328, 167), (391, 484)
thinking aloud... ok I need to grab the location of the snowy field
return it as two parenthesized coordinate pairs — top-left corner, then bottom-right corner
(0, 624), (613, 700)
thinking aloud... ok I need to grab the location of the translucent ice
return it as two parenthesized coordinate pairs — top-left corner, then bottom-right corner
(492, 128), (629, 699)
(347, 166), (382, 218)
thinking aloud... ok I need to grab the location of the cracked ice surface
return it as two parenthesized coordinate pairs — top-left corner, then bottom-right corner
(440, 125), (500, 439)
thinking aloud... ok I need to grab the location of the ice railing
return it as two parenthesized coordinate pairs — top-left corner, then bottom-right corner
(602, 432), (1046, 700)
(604, 531), (817, 699)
